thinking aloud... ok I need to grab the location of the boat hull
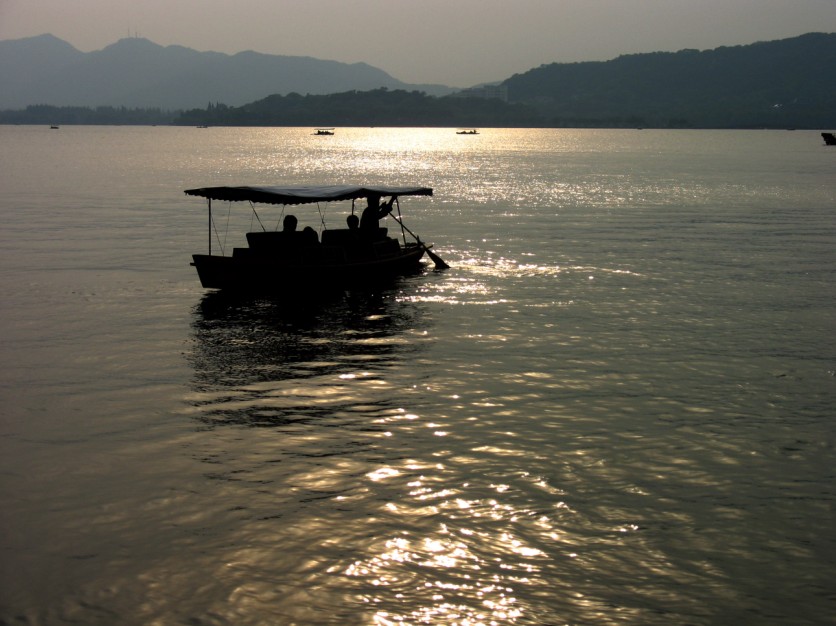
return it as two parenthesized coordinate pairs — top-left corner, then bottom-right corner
(192, 243), (427, 291)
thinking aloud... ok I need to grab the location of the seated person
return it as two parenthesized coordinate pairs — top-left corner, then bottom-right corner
(301, 226), (318, 245)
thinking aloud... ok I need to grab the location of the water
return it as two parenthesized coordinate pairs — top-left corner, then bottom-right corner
(1, 126), (834, 625)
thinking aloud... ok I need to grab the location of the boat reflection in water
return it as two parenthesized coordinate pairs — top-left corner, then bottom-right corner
(189, 283), (432, 430)
(183, 283), (463, 623)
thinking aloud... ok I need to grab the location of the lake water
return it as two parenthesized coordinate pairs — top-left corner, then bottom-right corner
(0, 126), (834, 625)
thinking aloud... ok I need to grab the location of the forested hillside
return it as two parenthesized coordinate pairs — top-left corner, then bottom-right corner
(3, 33), (834, 128)
(174, 89), (541, 127)
(504, 33), (836, 128)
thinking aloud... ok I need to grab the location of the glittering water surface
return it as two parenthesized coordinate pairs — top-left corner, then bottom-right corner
(1, 127), (834, 625)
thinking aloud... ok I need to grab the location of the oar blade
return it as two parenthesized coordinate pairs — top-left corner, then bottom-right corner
(387, 213), (450, 269)
(425, 247), (450, 269)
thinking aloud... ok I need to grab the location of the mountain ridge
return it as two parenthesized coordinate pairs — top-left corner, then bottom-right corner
(503, 32), (836, 127)
(2, 33), (834, 128)
(0, 34), (454, 109)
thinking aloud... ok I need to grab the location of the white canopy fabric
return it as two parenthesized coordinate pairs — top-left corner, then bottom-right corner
(184, 185), (433, 205)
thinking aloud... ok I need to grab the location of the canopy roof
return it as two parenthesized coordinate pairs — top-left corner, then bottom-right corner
(184, 185), (433, 206)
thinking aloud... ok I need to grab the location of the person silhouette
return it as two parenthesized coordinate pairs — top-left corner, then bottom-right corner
(301, 225), (318, 245)
(360, 194), (395, 239)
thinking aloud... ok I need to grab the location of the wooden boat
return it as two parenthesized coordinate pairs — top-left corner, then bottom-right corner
(822, 132), (836, 146)
(313, 128), (335, 135)
(456, 129), (479, 135)
(184, 185), (448, 291)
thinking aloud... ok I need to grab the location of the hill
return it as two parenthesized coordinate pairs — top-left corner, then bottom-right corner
(0, 34), (453, 110)
(174, 89), (542, 127)
(2, 33), (834, 128)
(504, 32), (836, 128)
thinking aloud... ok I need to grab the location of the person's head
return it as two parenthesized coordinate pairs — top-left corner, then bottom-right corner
(283, 214), (298, 231)
(346, 214), (359, 229)
(367, 194), (381, 208)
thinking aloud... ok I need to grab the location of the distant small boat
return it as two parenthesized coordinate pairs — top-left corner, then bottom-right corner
(313, 128), (335, 136)
(822, 132), (836, 146)
(456, 129), (479, 135)
(50, 125), (59, 130)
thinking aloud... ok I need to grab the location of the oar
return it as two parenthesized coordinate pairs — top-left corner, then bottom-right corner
(388, 214), (450, 269)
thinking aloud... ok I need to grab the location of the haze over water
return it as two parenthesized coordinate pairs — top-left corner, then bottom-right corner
(1, 126), (834, 625)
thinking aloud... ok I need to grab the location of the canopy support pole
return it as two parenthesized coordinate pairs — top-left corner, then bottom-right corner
(394, 198), (406, 245)
(208, 198), (212, 255)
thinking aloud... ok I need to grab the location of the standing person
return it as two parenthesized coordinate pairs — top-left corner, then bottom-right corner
(360, 194), (396, 239)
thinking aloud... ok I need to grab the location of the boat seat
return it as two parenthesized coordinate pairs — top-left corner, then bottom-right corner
(321, 229), (359, 246)
(373, 238), (400, 257)
(247, 231), (289, 249)
(321, 227), (387, 246)
(246, 230), (318, 250)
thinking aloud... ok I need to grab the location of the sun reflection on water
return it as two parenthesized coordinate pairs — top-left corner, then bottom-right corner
(344, 523), (530, 625)
(328, 450), (573, 624)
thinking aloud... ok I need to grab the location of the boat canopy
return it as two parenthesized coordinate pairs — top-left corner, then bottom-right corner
(184, 185), (433, 206)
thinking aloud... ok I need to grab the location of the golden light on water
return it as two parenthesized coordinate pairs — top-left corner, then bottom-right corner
(2, 125), (833, 625)
(344, 525), (529, 625)
(333, 452), (567, 624)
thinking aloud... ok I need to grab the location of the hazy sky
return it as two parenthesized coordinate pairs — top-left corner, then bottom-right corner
(2, 0), (834, 86)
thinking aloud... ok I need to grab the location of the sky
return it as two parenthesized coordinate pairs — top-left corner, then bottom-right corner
(1, 0), (835, 87)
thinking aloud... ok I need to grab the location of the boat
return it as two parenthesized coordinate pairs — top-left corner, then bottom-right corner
(456, 129), (479, 135)
(313, 128), (335, 136)
(184, 185), (448, 291)
(50, 125), (59, 129)
(822, 132), (836, 146)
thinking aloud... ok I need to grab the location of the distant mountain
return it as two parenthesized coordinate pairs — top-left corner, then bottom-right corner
(3, 32), (834, 128)
(174, 89), (542, 128)
(0, 34), (453, 109)
(503, 32), (836, 128)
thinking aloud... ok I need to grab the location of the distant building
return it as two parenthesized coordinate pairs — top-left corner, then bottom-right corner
(451, 84), (509, 103)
